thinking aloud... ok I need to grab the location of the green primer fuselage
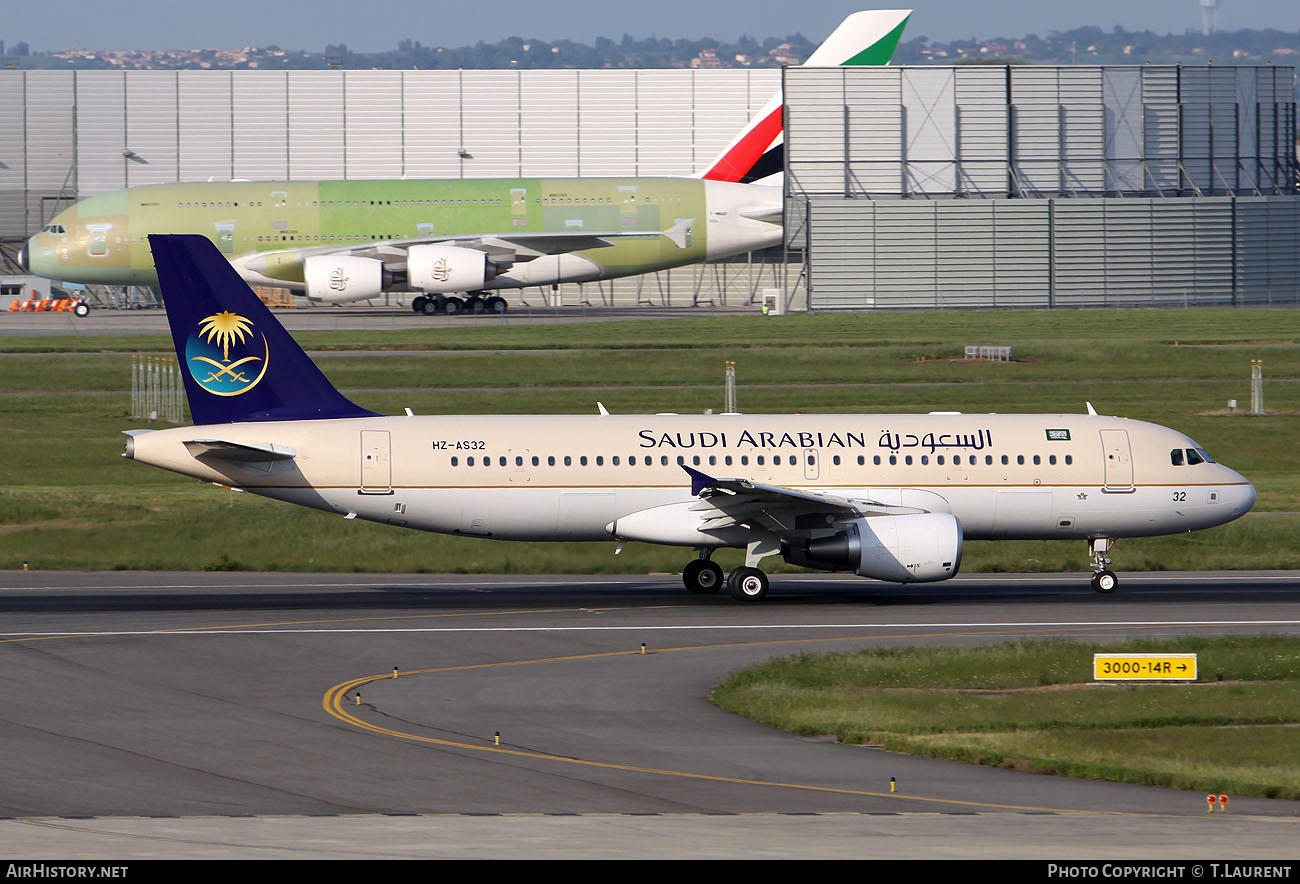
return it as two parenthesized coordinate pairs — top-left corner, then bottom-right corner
(30, 177), (738, 290)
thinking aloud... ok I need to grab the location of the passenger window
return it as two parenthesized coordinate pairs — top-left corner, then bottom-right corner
(725, 455), (733, 466)
(832, 455), (840, 466)
(1065, 455), (1073, 465)
(1033, 455), (1041, 466)
(499, 456), (507, 466)
(547, 456), (555, 466)
(531, 456), (539, 466)
(1049, 455), (1056, 465)
(757, 456), (765, 466)
(450, 456), (458, 466)
(1017, 455), (1025, 465)
(937, 455), (945, 466)
(612, 456), (620, 466)
(692, 456), (701, 466)
(1001, 455), (1009, 465)
(595, 456), (604, 466)
(708, 456), (716, 466)
(741, 456), (749, 465)
(467, 457), (474, 466)
(515, 456), (523, 466)
(905, 455), (913, 465)
(1171, 449), (1184, 466)
(580, 456), (588, 466)
(661, 456), (669, 466)
(564, 456), (572, 466)
(985, 455), (993, 465)
(888, 455), (897, 466)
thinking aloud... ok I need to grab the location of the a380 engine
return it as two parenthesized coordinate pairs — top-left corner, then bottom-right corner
(303, 255), (390, 304)
(406, 244), (496, 293)
(780, 513), (963, 583)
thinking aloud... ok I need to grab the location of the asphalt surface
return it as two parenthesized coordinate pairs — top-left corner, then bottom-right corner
(0, 304), (757, 336)
(2, 569), (1299, 859)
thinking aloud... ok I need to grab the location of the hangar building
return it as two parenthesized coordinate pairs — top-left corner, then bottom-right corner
(1, 64), (1295, 310)
(782, 64), (1299, 309)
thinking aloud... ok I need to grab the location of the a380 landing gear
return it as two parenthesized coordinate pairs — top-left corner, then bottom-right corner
(411, 293), (508, 316)
(1089, 537), (1118, 594)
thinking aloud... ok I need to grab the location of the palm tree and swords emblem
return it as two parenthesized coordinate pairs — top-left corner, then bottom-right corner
(187, 311), (270, 396)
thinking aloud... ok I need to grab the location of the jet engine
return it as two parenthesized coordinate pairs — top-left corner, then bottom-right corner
(407, 244), (495, 293)
(303, 255), (390, 304)
(780, 513), (963, 583)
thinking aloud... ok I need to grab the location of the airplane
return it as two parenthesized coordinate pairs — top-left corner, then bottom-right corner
(19, 11), (912, 316)
(124, 233), (1258, 600)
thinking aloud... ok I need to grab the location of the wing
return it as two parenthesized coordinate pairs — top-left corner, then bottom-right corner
(253, 218), (695, 273)
(681, 465), (927, 536)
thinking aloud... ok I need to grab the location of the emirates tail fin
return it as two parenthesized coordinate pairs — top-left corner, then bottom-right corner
(698, 9), (911, 184)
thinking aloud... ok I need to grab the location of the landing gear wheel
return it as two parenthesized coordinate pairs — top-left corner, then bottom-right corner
(442, 297), (464, 315)
(727, 566), (769, 602)
(485, 296), (508, 314)
(412, 296), (428, 314)
(421, 299), (441, 315)
(466, 297), (486, 314)
(73, 302), (90, 317)
(682, 559), (724, 595)
(1091, 570), (1118, 594)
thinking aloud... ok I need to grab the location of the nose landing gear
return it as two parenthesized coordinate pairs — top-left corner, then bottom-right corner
(1089, 537), (1118, 594)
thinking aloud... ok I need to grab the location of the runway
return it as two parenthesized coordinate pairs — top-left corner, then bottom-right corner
(2, 570), (1299, 858)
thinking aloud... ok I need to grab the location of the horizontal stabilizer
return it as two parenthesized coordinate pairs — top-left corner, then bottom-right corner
(183, 439), (297, 462)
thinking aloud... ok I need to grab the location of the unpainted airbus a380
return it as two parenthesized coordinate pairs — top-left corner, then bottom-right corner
(21, 11), (912, 315)
(124, 234), (1257, 600)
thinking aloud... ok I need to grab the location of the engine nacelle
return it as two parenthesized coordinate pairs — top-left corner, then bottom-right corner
(407, 244), (491, 293)
(781, 513), (963, 583)
(303, 255), (388, 304)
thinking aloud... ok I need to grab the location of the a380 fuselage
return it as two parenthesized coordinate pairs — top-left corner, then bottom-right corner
(23, 178), (781, 295)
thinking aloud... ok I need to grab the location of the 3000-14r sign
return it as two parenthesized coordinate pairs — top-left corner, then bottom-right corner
(1093, 654), (1198, 680)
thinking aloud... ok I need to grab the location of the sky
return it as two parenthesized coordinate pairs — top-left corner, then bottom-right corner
(7, 1), (1300, 52)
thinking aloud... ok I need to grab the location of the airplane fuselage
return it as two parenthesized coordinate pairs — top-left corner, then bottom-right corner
(126, 412), (1255, 546)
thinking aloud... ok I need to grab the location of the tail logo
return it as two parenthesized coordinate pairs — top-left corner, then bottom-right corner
(185, 310), (270, 397)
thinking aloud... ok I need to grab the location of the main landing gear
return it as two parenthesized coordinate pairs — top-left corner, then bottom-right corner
(681, 551), (771, 602)
(411, 293), (508, 316)
(1089, 537), (1118, 594)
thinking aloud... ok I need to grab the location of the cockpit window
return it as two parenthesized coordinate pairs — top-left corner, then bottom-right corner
(1186, 448), (1214, 465)
(40, 224), (66, 234)
(1170, 449), (1184, 466)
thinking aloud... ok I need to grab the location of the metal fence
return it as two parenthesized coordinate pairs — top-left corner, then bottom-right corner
(130, 355), (185, 424)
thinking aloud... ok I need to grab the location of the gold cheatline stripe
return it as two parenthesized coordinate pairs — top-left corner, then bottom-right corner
(211, 482), (1251, 491)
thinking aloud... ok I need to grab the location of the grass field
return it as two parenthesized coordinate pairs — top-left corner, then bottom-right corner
(1, 307), (1296, 573)
(709, 637), (1300, 799)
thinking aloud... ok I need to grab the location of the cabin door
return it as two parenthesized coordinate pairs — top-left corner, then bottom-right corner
(1099, 429), (1134, 492)
(360, 430), (392, 494)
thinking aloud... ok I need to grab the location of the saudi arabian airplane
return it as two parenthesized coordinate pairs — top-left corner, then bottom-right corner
(124, 234), (1257, 600)
(20, 10), (912, 316)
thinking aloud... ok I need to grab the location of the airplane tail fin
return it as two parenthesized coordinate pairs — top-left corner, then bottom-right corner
(698, 9), (911, 184)
(148, 234), (380, 424)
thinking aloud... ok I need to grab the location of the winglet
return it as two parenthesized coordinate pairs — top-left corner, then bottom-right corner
(681, 464), (717, 496)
